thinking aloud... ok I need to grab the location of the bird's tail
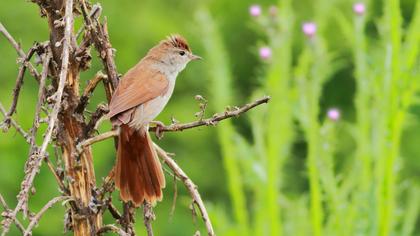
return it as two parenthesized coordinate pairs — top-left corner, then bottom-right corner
(115, 124), (165, 206)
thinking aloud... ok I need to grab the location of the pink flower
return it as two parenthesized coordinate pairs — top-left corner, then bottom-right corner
(353, 3), (366, 15)
(259, 47), (272, 60)
(302, 22), (317, 38)
(327, 108), (340, 121)
(249, 4), (262, 17)
(269, 5), (278, 16)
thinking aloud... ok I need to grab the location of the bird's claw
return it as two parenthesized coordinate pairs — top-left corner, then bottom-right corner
(150, 121), (165, 140)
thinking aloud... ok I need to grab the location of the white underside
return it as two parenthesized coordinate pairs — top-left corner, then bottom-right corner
(129, 72), (177, 129)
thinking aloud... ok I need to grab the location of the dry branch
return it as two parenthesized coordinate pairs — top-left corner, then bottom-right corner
(23, 196), (70, 236)
(0, 194), (25, 234)
(76, 71), (107, 113)
(1, 0), (74, 234)
(0, 102), (30, 143)
(143, 202), (155, 236)
(97, 224), (128, 236)
(0, 23), (40, 81)
(2, 45), (39, 128)
(154, 144), (215, 236)
(149, 96), (271, 134)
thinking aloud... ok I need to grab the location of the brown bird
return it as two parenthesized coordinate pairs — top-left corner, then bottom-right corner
(107, 35), (201, 206)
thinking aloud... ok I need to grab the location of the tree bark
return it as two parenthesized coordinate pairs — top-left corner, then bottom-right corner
(43, 0), (102, 234)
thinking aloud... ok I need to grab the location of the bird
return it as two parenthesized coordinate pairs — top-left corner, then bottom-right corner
(107, 35), (201, 206)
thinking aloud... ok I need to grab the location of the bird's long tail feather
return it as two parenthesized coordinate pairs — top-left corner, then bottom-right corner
(115, 124), (165, 206)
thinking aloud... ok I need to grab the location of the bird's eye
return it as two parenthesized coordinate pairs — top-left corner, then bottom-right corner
(179, 51), (185, 56)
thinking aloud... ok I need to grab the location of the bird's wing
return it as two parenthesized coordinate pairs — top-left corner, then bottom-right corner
(107, 66), (169, 119)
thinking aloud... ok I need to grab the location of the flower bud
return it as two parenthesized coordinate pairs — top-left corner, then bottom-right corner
(302, 22), (317, 38)
(327, 108), (340, 121)
(353, 3), (366, 15)
(249, 5), (262, 17)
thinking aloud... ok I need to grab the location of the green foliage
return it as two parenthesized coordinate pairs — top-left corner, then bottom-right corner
(1, 0), (420, 235)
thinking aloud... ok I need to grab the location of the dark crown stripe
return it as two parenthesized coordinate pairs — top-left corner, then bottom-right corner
(166, 35), (191, 52)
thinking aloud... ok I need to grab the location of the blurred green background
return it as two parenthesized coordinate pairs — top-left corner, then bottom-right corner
(1, 0), (420, 235)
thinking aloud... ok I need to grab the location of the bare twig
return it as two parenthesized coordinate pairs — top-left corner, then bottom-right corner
(79, 97), (270, 149)
(76, 71), (107, 113)
(23, 196), (70, 236)
(0, 193), (25, 234)
(1, 1), (74, 234)
(149, 96), (270, 134)
(170, 174), (178, 218)
(2, 45), (39, 127)
(76, 3), (102, 39)
(0, 102), (30, 143)
(0, 22), (40, 81)
(80, 0), (119, 92)
(96, 224), (128, 236)
(76, 130), (118, 154)
(107, 202), (121, 221)
(143, 202), (155, 236)
(154, 144), (215, 236)
(121, 202), (135, 235)
(29, 48), (51, 148)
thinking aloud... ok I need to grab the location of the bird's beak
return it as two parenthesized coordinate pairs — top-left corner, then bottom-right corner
(189, 54), (202, 61)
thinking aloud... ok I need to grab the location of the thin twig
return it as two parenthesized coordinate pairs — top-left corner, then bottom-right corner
(143, 202), (154, 236)
(80, 0), (119, 92)
(96, 224), (128, 236)
(29, 48), (51, 148)
(76, 130), (118, 154)
(149, 96), (270, 134)
(154, 144), (215, 236)
(76, 3), (102, 39)
(1, 0), (74, 234)
(76, 71), (107, 113)
(79, 97), (270, 148)
(0, 22), (40, 81)
(0, 102), (30, 143)
(2, 45), (39, 127)
(0, 193), (25, 234)
(23, 196), (70, 236)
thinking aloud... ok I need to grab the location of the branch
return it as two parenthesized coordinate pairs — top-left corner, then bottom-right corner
(96, 224), (128, 236)
(0, 193), (25, 234)
(149, 96), (270, 134)
(23, 196), (70, 236)
(75, 71), (107, 113)
(77, 96), (270, 149)
(80, 0), (119, 92)
(154, 144), (215, 236)
(76, 130), (118, 154)
(29, 47), (51, 149)
(2, 45), (39, 127)
(0, 102), (30, 143)
(143, 202), (154, 236)
(0, 22), (40, 81)
(1, 0), (74, 234)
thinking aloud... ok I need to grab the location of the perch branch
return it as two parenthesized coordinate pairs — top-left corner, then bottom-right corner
(0, 193), (25, 234)
(1, 0), (74, 234)
(149, 96), (270, 134)
(0, 22), (40, 81)
(23, 196), (70, 236)
(154, 144), (215, 236)
(78, 96), (270, 150)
